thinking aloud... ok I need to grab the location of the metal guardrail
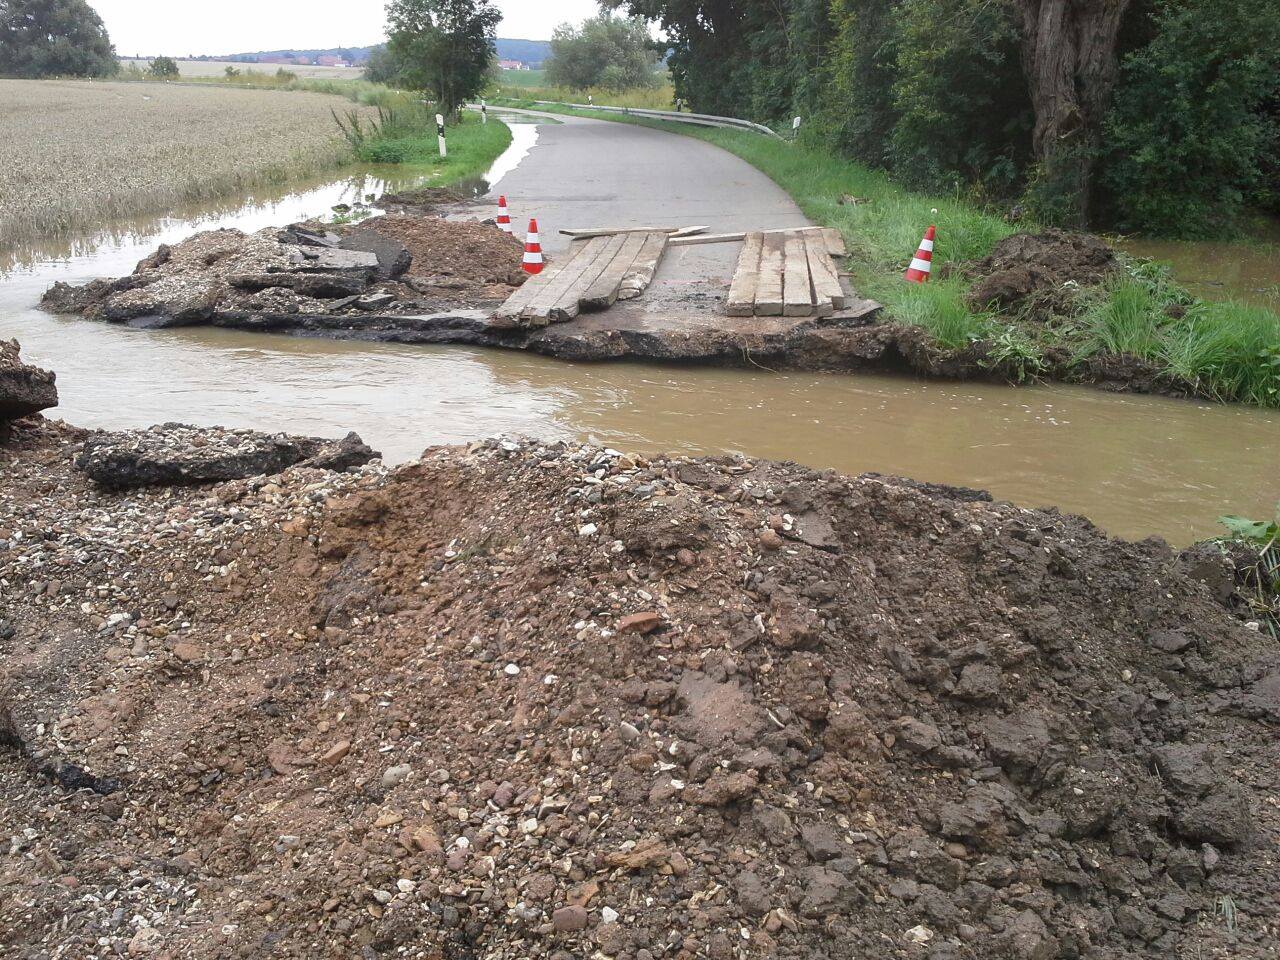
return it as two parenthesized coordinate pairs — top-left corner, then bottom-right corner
(499, 100), (784, 140)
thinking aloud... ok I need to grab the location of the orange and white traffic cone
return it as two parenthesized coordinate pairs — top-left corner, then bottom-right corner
(496, 195), (512, 234)
(522, 219), (543, 275)
(904, 225), (935, 283)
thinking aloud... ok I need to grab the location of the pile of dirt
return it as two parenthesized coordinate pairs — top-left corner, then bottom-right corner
(2, 428), (1278, 959)
(362, 213), (526, 289)
(965, 230), (1117, 316)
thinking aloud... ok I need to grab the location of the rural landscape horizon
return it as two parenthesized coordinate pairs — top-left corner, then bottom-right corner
(2, 0), (1278, 958)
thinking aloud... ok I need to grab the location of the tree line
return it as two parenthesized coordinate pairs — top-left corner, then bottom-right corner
(606, 0), (1280, 237)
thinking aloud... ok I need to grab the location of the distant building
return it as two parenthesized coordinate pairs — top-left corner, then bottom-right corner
(498, 59), (529, 71)
(316, 55), (350, 67)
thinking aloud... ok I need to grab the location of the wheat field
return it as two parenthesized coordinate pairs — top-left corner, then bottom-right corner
(0, 79), (371, 247)
(119, 59), (366, 80)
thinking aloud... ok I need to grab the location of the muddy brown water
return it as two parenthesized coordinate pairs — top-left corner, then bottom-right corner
(1118, 237), (1280, 311)
(3, 150), (1278, 546)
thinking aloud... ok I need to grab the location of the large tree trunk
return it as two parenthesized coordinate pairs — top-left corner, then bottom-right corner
(1018, 0), (1132, 226)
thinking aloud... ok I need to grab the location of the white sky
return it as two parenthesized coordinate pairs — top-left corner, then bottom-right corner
(89, 1), (609, 57)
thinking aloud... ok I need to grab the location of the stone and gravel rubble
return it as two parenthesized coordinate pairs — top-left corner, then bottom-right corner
(1, 416), (1278, 959)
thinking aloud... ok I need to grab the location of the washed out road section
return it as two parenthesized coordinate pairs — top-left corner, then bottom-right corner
(2, 124), (1278, 544)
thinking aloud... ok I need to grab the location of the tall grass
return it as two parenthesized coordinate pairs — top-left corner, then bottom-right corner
(890, 278), (992, 348)
(1079, 280), (1165, 358)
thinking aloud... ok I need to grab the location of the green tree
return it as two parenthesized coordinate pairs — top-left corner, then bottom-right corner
(386, 0), (501, 118)
(0, 0), (117, 78)
(545, 14), (660, 91)
(149, 56), (179, 78)
(363, 44), (401, 85)
(1101, 0), (1280, 236)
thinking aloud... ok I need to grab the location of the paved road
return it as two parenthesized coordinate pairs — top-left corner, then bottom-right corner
(481, 109), (811, 298)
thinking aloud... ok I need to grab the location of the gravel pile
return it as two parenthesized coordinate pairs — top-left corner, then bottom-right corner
(2, 425), (1277, 959)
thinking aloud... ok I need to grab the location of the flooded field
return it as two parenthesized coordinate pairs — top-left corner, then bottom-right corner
(3, 132), (1278, 545)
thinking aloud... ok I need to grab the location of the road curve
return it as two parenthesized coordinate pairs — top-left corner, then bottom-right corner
(482, 109), (811, 291)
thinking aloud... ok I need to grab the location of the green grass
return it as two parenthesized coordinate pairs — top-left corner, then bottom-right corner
(496, 68), (547, 88)
(497, 100), (1280, 407)
(339, 109), (512, 185)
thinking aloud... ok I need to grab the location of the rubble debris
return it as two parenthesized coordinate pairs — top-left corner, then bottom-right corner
(0, 339), (57, 424)
(74, 423), (378, 488)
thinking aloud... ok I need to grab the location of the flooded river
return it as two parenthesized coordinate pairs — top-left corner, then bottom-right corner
(3, 138), (1278, 546)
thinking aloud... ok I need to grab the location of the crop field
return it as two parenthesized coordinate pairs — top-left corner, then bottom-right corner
(0, 79), (372, 248)
(120, 59), (365, 80)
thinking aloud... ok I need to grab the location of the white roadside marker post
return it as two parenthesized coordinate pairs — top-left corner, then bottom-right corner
(436, 113), (447, 159)
(480, 99), (487, 124)
(792, 116), (802, 141)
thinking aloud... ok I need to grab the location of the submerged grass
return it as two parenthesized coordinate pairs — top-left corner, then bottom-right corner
(500, 100), (1280, 407)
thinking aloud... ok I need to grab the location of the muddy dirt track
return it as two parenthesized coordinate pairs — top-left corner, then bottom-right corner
(2, 419), (1278, 959)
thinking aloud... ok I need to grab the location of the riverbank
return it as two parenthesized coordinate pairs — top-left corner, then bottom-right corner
(494, 102), (1280, 409)
(1, 412), (1278, 957)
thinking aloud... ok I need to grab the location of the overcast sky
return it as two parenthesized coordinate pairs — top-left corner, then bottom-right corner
(90, 1), (610, 56)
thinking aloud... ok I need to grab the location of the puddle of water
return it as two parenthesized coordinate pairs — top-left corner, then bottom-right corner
(2, 139), (1278, 546)
(1118, 232), (1280, 311)
(448, 124), (540, 199)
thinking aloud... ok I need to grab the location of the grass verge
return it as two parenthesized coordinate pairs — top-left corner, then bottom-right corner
(494, 99), (1280, 406)
(335, 109), (512, 186)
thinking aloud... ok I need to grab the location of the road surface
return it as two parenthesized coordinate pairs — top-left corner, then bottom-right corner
(481, 109), (812, 301)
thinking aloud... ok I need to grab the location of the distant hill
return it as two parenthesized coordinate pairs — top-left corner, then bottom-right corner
(213, 39), (554, 68)
(495, 39), (552, 66)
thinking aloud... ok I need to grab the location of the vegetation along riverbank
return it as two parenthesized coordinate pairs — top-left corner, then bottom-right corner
(498, 102), (1280, 408)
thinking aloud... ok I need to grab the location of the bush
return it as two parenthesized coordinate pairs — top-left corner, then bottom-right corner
(1101, 0), (1280, 237)
(149, 56), (179, 79)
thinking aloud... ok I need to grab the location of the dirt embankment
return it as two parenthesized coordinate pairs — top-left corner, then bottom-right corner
(2, 419), (1278, 959)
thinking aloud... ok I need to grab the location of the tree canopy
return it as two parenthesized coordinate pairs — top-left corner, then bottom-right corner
(386, 0), (501, 118)
(545, 14), (660, 92)
(0, 0), (117, 78)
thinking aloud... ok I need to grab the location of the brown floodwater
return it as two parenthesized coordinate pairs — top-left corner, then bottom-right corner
(3, 154), (1278, 546)
(1117, 228), (1280, 311)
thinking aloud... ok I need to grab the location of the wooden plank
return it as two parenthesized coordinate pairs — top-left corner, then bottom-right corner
(493, 258), (572, 321)
(668, 225), (709, 239)
(754, 233), (785, 316)
(804, 229), (844, 314)
(522, 235), (615, 322)
(581, 232), (648, 310)
(618, 232), (669, 300)
(726, 232), (764, 317)
(559, 225), (686, 238)
(546, 233), (631, 318)
(823, 227), (846, 257)
(783, 233), (814, 317)
(670, 225), (827, 247)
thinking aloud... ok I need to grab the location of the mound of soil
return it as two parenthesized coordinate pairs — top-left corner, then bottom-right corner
(362, 213), (526, 289)
(2, 428), (1278, 958)
(966, 230), (1116, 315)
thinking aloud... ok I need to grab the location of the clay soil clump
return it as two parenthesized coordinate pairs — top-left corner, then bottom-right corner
(2, 428), (1278, 959)
(965, 229), (1117, 316)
